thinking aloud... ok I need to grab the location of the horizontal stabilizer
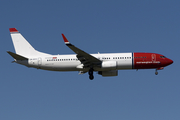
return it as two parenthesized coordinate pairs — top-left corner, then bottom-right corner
(7, 51), (28, 60)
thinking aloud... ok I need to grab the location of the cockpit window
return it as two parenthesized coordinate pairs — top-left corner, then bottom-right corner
(160, 56), (166, 58)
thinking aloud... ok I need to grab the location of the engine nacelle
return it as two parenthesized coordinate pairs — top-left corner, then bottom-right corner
(98, 70), (118, 77)
(101, 61), (117, 70)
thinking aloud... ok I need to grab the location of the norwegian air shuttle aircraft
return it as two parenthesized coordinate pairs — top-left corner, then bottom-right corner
(7, 28), (173, 80)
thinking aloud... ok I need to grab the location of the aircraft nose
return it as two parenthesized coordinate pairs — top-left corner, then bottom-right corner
(167, 58), (173, 65)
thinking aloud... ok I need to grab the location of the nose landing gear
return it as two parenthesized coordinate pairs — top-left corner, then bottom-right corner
(155, 70), (158, 75)
(155, 67), (164, 75)
(88, 68), (94, 80)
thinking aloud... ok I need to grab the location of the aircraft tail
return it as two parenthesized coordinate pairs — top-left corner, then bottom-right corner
(9, 28), (50, 57)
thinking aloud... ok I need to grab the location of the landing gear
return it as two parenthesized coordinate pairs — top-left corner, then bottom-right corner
(88, 68), (94, 80)
(89, 75), (94, 80)
(155, 69), (158, 75)
(155, 71), (158, 75)
(155, 67), (164, 75)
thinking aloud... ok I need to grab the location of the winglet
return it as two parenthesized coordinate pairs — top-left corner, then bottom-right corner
(62, 34), (70, 44)
(9, 28), (19, 33)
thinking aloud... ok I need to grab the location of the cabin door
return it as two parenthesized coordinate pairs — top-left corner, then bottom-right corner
(151, 54), (156, 62)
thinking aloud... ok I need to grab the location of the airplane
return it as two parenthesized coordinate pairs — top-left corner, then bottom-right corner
(7, 28), (173, 80)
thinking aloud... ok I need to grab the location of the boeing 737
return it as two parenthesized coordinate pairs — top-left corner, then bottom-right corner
(7, 28), (173, 80)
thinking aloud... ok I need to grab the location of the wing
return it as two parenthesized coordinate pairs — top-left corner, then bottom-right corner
(62, 34), (102, 68)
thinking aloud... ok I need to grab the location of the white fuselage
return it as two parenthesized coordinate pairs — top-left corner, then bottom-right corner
(18, 53), (133, 72)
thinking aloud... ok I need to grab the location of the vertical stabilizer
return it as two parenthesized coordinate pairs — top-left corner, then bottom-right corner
(9, 28), (50, 57)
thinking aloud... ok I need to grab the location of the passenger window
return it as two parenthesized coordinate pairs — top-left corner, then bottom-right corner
(160, 56), (166, 58)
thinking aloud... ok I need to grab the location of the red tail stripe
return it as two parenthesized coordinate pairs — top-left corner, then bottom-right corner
(9, 28), (19, 32)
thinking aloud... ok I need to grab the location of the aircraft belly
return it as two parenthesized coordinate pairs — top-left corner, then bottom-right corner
(41, 61), (80, 71)
(117, 60), (132, 69)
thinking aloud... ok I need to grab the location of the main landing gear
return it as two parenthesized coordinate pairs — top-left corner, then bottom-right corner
(88, 68), (94, 80)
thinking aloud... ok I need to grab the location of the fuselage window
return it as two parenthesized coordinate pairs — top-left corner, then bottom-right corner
(160, 56), (166, 58)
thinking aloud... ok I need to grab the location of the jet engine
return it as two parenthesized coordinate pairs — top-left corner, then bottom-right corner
(101, 61), (117, 70)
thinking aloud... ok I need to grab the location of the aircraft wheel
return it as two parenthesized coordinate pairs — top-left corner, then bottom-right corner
(89, 75), (94, 80)
(155, 71), (158, 75)
(88, 68), (94, 80)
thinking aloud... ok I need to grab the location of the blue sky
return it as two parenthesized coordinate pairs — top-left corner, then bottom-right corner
(1, 0), (179, 120)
